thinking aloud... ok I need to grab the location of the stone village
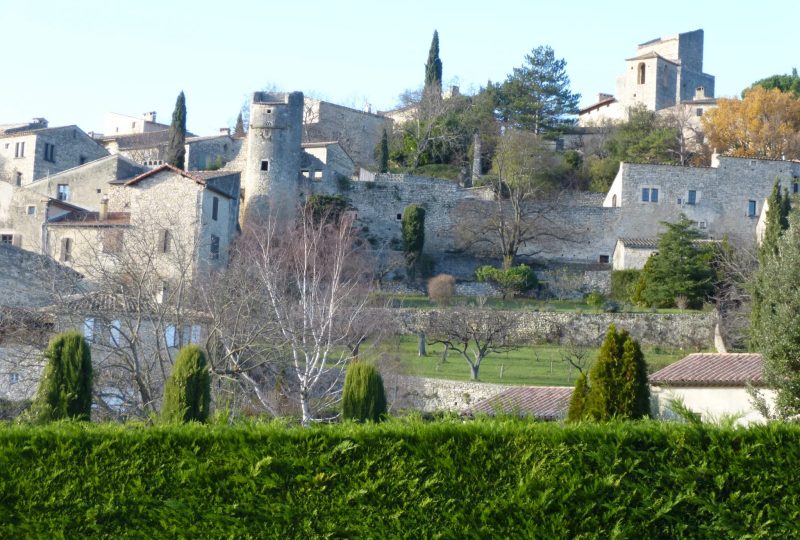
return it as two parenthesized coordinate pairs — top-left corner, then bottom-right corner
(0, 29), (791, 420)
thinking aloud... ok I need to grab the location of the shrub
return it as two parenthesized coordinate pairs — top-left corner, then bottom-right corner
(30, 331), (92, 422)
(674, 295), (689, 310)
(161, 345), (211, 424)
(610, 269), (641, 302)
(475, 264), (537, 299)
(342, 362), (387, 422)
(428, 274), (456, 306)
(304, 194), (349, 224)
(584, 291), (605, 309)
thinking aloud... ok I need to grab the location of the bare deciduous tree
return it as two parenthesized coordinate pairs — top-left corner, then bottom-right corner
(424, 308), (521, 380)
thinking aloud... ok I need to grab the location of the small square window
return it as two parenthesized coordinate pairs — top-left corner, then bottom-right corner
(696, 108), (703, 117)
(1, 234), (13, 245)
(396, 213), (402, 220)
(699, 221), (707, 229)
(642, 188), (650, 202)
(599, 255), (610, 264)
(9, 373), (19, 385)
(96, 188), (102, 194)
(261, 160), (269, 171)
(26, 205), (36, 215)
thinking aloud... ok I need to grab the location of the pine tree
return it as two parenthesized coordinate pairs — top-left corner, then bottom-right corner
(750, 211), (800, 417)
(31, 331), (93, 422)
(342, 362), (387, 422)
(161, 345), (210, 423)
(379, 128), (389, 173)
(167, 91), (187, 169)
(580, 325), (650, 421)
(233, 112), (245, 138)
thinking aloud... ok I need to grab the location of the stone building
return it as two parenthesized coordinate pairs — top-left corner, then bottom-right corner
(0, 119), (109, 186)
(579, 29), (716, 126)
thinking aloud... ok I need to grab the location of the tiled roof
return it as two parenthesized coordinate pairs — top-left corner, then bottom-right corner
(649, 353), (764, 387)
(579, 97), (617, 115)
(48, 211), (131, 227)
(464, 386), (573, 420)
(124, 164), (237, 198)
(625, 51), (679, 65)
(618, 237), (660, 249)
(0, 124), (78, 139)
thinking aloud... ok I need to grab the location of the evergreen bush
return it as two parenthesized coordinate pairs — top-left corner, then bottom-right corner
(475, 264), (537, 299)
(610, 269), (641, 302)
(30, 330), (93, 422)
(161, 345), (210, 423)
(342, 362), (387, 422)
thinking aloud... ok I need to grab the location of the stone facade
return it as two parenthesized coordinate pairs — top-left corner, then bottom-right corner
(389, 375), (511, 413)
(0, 123), (109, 186)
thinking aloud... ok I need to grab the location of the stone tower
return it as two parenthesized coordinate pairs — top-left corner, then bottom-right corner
(242, 91), (303, 221)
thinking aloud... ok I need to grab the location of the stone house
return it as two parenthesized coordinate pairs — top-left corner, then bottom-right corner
(650, 352), (774, 425)
(0, 119), (109, 187)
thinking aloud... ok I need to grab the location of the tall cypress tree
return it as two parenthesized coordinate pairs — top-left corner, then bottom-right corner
(751, 181), (791, 350)
(342, 362), (387, 422)
(402, 204), (426, 281)
(424, 30), (442, 93)
(379, 128), (389, 173)
(233, 111), (245, 138)
(161, 345), (211, 423)
(31, 331), (93, 422)
(167, 91), (187, 169)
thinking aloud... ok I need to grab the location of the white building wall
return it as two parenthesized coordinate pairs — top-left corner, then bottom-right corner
(651, 386), (776, 425)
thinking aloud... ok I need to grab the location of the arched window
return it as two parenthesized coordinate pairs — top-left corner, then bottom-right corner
(612, 194), (618, 207)
(637, 63), (646, 85)
(662, 64), (669, 85)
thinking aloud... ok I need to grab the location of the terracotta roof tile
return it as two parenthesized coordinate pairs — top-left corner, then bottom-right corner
(649, 353), (764, 387)
(464, 386), (573, 420)
(49, 211), (131, 226)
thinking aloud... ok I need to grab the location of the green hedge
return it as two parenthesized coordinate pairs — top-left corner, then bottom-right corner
(610, 269), (641, 303)
(0, 420), (799, 537)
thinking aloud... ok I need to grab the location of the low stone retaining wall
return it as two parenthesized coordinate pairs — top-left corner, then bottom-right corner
(390, 309), (715, 349)
(387, 375), (510, 413)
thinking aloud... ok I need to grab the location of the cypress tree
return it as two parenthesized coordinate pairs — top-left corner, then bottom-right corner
(751, 181), (791, 350)
(342, 362), (387, 422)
(581, 325), (649, 421)
(379, 128), (389, 173)
(161, 345), (210, 423)
(566, 372), (588, 422)
(167, 91), (187, 169)
(402, 204), (426, 280)
(31, 331), (93, 422)
(233, 111), (245, 138)
(424, 30), (443, 93)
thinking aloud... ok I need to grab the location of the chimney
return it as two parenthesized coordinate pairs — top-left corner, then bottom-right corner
(598, 93), (614, 102)
(694, 86), (706, 100)
(143, 111), (157, 123)
(99, 196), (109, 221)
(219, 127), (231, 136)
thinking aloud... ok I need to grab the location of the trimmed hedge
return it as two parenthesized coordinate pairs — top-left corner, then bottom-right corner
(0, 420), (799, 537)
(610, 269), (641, 303)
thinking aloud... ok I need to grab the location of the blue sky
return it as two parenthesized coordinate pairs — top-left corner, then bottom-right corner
(1, 0), (795, 135)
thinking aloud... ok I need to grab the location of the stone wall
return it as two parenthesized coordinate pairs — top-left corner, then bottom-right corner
(388, 375), (510, 413)
(0, 244), (79, 307)
(391, 308), (715, 349)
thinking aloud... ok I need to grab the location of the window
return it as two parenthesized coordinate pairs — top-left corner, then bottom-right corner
(212, 196), (219, 221)
(698, 221), (707, 229)
(14, 141), (25, 158)
(84, 317), (95, 343)
(182, 324), (202, 345)
(210, 235), (220, 260)
(26, 205), (36, 215)
(158, 281), (169, 304)
(102, 229), (123, 254)
(60, 237), (72, 262)
(159, 229), (171, 253)
(80, 156), (87, 165)
(651, 188), (659, 203)
(15, 172), (22, 186)
(396, 213), (402, 220)
(57, 184), (69, 201)
(110, 320), (121, 347)
(696, 108), (703, 117)
(164, 325), (177, 347)
(1, 234), (13, 245)
(748, 200), (757, 217)
(261, 160), (269, 171)
(687, 190), (697, 205)
(611, 194), (617, 207)
(43, 142), (55, 163)
(599, 255), (610, 264)
(637, 62), (646, 84)
(642, 188), (650, 202)
(96, 188), (102, 194)
(794, 182), (799, 194)
(9, 373), (19, 385)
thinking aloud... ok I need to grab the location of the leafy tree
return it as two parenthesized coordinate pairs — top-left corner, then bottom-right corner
(496, 45), (580, 134)
(702, 86), (800, 160)
(31, 331), (93, 422)
(750, 211), (800, 418)
(304, 194), (349, 225)
(475, 264), (537, 299)
(571, 325), (649, 421)
(167, 91), (187, 169)
(379, 128), (389, 173)
(342, 362), (387, 422)
(747, 68), (800, 97)
(233, 111), (245, 138)
(633, 215), (714, 308)
(161, 345), (210, 423)
(402, 204), (426, 280)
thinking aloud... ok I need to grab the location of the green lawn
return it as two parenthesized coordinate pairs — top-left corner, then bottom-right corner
(369, 335), (689, 387)
(372, 293), (695, 314)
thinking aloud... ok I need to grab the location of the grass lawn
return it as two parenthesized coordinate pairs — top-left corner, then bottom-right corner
(369, 335), (690, 387)
(373, 293), (696, 314)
